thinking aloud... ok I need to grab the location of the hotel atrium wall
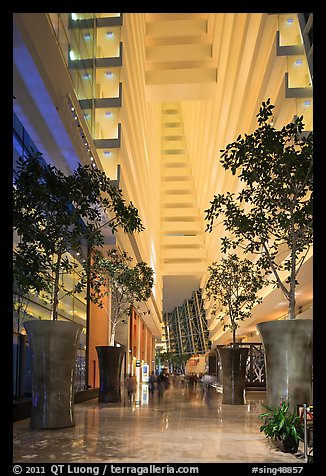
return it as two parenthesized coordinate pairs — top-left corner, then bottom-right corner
(13, 12), (163, 392)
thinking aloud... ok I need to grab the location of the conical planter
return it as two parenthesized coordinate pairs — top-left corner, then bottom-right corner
(96, 345), (126, 403)
(24, 319), (82, 429)
(257, 319), (313, 411)
(13, 333), (27, 400)
(218, 346), (249, 404)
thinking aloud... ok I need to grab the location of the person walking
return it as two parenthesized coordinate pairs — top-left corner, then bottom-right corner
(148, 371), (156, 397)
(157, 372), (166, 401)
(125, 373), (137, 403)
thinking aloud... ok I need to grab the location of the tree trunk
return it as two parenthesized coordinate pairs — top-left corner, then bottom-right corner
(288, 248), (297, 319)
(288, 286), (296, 320)
(52, 266), (60, 321)
(288, 220), (297, 320)
(110, 321), (116, 346)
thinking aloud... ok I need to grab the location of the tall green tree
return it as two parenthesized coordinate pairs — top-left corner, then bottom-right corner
(156, 351), (189, 373)
(205, 99), (313, 320)
(205, 254), (266, 345)
(89, 248), (154, 346)
(13, 151), (144, 321)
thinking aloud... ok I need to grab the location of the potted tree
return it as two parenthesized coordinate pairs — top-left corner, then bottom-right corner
(13, 151), (144, 428)
(259, 400), (304, 454)
(205, 99), (313, 410)
(205, 253), (265, 404)
(88, 248), (154, 402)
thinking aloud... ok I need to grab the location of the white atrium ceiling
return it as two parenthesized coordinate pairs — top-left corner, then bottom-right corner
(141, 13), (313, 315)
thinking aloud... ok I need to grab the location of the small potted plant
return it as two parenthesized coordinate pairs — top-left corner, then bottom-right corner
(88, 248), (154, 402)
(205, 253), (265, 404)
(259, 400), (304, 454)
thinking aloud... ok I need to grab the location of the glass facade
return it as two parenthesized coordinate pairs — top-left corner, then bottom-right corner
(164, 289), (210, 356)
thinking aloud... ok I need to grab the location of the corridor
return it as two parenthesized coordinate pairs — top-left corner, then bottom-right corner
(13, 380), (304, 464)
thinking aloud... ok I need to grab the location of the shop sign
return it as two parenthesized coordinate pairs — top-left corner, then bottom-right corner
(142, 363), (149, 382)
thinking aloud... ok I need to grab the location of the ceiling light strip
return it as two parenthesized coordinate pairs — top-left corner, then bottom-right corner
(66, 94), (97, 168)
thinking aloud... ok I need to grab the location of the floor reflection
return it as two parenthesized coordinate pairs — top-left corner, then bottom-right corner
(13, 381), (303, 464)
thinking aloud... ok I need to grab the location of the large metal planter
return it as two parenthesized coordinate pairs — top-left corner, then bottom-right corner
(13, 333), (27, 400)
(257, 319), (313, 410)
(96, 345), (126, 403)
(218, 346), (249, 404)
(24, 319), (82, 429)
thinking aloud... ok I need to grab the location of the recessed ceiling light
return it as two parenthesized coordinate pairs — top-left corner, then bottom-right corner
(84, 33), (91, 40)
(104, 151), (112, 156)
(106, 31), (114, 38)
(286, 18), (294, 23)
(304, 101), (311, 106)
(295, 59), (303, 65)
(105, 71), (113, 78)
(105, 111), (112, 117)
(83, 73), (90, 79)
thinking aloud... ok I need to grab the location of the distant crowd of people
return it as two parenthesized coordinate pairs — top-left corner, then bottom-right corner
(148, 370), (170, 399)
(124, 370), (216, 404)
(124, 370), (172, 403)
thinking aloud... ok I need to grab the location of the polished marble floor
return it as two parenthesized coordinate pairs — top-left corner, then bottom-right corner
(13, 380), (306, 464)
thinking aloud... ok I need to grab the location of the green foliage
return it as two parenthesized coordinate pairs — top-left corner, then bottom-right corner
(259, 400), (304, 444)
(13, 151), (144, 320)
(158, 351), (189, 372)
(205, 253), (266, 345)
(205, 99), (313, 319)
(88, 248), (154, 345)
